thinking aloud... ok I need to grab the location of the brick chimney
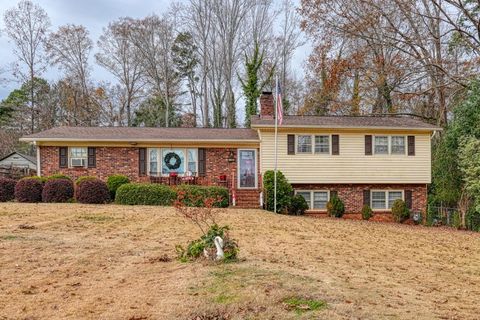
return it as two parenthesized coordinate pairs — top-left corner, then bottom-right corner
(259, 91), (274, 119)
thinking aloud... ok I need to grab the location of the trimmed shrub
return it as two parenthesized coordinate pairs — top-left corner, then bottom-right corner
(175, 185), (229, 208)
(263, 170), (293, 213)
(327, 196), (345, 218)
(115, 183), (177, 206)
(288, 194), (309, 215)
(26, 176), (47, 184)
(107, 174), (130, 199)
(42, 178), (74, 203)
(391, 199), (410, 223)
(361, 204), (373, 220)
(76, 179), (110, 204)
(75, 176), (97, 186)
(15, 177), (43, 203)
(47, 174), (72, 181)
(0, 177), (16, 202)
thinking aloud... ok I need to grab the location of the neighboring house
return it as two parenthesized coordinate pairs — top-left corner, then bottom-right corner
(0, 151), (37, 171)
(20, 92), (441, 213)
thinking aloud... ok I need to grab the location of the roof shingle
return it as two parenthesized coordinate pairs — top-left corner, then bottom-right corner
(21, 126), (259, 141)
(251, 115), (441, 130)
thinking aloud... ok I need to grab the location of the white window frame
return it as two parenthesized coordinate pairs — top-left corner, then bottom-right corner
(295, 190), (330, 211)
(69, 147), (88, 168)
(314, 135), (331, 155)
(373, 135), (407, 156)
(295, 134), (332, 155)
(147, 148), (198, 177)
(296, 135), (312, 154)
(370, 190), (404, 211)
(237, 149), (258, 189)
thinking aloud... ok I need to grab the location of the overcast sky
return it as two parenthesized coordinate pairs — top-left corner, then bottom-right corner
(0, 0), (310, 102)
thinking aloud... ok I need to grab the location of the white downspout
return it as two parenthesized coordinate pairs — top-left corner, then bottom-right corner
(35, 142), (41, 177)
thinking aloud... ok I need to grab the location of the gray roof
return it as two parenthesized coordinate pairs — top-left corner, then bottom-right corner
(251, 115), (442, 130)
(21, 126), (260, 142)
(0, 151), (36, 164)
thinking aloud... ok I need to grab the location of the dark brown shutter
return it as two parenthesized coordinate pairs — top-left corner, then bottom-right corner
(287, 134), (295, 155)
(408, 136), (415, 156)
(139, 148), (146, 176)
(405, 190), (413, 210)
(365, 135), (372, 155)
(363, 190), (370, 206)
(59, 147), (68, 168)
(332, 134), (339, 155)
(87, 147), (96, 168)
(330, 190), (338, 199)
(198, 148), (206, 177)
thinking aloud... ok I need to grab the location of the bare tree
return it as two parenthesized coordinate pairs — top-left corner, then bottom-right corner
(129, 15), (182, 127)
(96, 18), (145, 126)
(45, 24), (96, 125)
(4, 0), (50, 134)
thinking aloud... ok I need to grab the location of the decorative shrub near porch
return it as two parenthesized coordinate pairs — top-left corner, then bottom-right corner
(115, 183), (177, 206)
(263, 170), (293, 213)
(76, 179), (110, 204)
(107, 174), (130, 199)
(392, 199), (410, 223)
(42, 178), (74, 203)
(0, 177), (16, 202)
(15, 177), (43, 203)
(327, 196), (345, 218)
(175, 185), (229, 208)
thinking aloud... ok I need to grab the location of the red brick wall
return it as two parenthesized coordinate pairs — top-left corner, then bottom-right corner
(39, 146), (262, 208)
(292, 183), (427, 214)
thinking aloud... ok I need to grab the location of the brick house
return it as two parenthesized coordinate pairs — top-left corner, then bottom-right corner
(21, 92), (441, 214)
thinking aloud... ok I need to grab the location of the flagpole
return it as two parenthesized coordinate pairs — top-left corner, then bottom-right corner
(274, 75), (278, 213)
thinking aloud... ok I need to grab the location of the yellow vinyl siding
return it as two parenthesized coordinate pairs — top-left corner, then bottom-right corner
(260, 130), (432, 184)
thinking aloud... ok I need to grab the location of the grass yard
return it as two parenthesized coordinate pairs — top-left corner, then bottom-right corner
(0, 203), (479, 320)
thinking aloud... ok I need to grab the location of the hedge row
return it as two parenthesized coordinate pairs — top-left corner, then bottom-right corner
(115, 183), (230, 208)
(1, 174), (229, 208)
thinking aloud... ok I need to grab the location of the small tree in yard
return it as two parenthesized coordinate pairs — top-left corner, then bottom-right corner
(174, 191), (238, 262)
(263, 170), (293, 213)
(392, 199), (410, 223)
(327, 196), (345, 218)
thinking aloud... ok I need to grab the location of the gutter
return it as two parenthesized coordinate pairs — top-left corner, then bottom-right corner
(250, 124), (443, 131)
(20, 137), (261, 143)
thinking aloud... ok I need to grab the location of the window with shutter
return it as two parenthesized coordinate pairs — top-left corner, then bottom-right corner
(363, 190), (370, 206)
(139, 148), (146, 176)
(365, 135), (372, 155)
(408, 136), (415, 156)
(198, 148), (206, 177)
(87, 147), (96, 168)
(59, 147), (68, 168)
(287, 135), (295, 155)
(405, 190), (413, 209)
(332, 135), (339, 155)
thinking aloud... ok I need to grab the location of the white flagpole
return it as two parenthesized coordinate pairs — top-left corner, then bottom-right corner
(274, 75), (278, 213)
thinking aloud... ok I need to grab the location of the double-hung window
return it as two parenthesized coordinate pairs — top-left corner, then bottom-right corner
(297, 135), (312, 153)
(69, 147), (87, 167)
(295, 190), (329, 210)
(314, 135), (330, 154)
(374, 136), (389, 154)
(391, 136), (406, 154)
(371, 190), (404, 210)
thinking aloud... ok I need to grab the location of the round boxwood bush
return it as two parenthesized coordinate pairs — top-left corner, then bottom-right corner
(175, 185), (229, 208)
(263, 170), (293, 213)
(288, 194), (309, 215)
(361, 204), (373, 220)
(75, 176), (97, 186)
(0, 177), (17, 202)
(392, 199), (410, 223)
(42, 178), (74, 203)
(116, 183), (177, 206)
(107, 174), (130, 199)
(47, 174), (72, 181)
(15, 177), (43, 203)
(327, 196), (345, 218)
(75, 179), (110, 204)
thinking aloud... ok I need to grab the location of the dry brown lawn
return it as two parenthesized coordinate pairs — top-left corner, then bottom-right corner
(0, 203), (479, 320)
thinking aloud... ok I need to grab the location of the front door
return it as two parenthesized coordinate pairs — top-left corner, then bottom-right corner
(237, 149), (257, 189)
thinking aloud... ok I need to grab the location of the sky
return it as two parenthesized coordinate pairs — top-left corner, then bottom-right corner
(0, 0), (310, 103)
